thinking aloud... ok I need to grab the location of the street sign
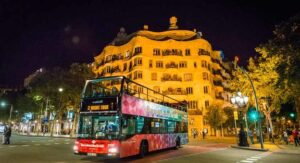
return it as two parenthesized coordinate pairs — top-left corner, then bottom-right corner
(234, 111), (238, 120)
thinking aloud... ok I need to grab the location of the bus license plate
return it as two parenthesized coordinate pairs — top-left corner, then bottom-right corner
(87, 153), (97, 156)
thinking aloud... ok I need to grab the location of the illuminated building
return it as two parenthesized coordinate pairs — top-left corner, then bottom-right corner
(92, 17), (232, 136)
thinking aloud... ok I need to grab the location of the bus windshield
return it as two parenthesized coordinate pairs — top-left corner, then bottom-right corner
(77, 115), (120, 140)
(82, 77), (122, 98)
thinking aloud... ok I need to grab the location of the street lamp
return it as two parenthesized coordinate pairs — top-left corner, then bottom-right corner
(233, 56), (264, 149)
(1, 101), (13, 122)
(58, 87), (64, 92)
(231, 92), (249, 147)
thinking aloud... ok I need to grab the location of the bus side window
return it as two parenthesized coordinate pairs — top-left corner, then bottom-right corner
(122, 116), (136, 135)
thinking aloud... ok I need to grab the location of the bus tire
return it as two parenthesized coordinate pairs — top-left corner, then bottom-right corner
(174, 137), (181, 150)
(139, 140), (148, 158)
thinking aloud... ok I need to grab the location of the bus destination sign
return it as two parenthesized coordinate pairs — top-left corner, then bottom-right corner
(88, 105), (109, 111)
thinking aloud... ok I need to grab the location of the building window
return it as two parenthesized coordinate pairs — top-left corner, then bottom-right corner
(194, 62), (197, 68)
(202, 72), (209, 80)
(128, 73), (132, 79)
(151, 73), (157, 81)
(198, 49), (210, 56)
(134, 71), (143, 79)
(201, 60), (207, 68)
(208, 64), (211, 71)
(134, 47), (142, 54)
(134, 58), (142, 66)
(125, 51), (130, 59)
(153, 48), (160, 56)
(188, 101), (198, 109)
(186, 87), (193, 94)
(156, 61), (163, 68)
(123, 63), (127, 71)
(153, 86), (160, 93)
(129, 61), (132, 71)
(185, 49), (191, 56)
(138, 87), (143, 93)
(205, 100), (209, 108)
(105, 55), (112, 62)
(149, 60), (153, 68)
(184, 73), (193, 81)
(204, 86), (209, 94)
(179, 61), (187, 68)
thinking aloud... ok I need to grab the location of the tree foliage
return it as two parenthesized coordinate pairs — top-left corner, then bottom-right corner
(204, 104), (227, 130)
(27, 63), (95, 120)
(258, 14), (300, 102)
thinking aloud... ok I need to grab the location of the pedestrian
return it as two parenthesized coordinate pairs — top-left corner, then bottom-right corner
(292, 128), (299, 147)
(202, 128), (207, 139)
(2, 124), (7, 145)
(192, 129), (196, 139)
(4, 125), (11, 145)
(283, 130), (288, 145)
(248, 129), (254, 144)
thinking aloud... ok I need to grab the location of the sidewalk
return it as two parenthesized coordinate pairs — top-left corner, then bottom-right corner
(188, 135), (236, 146)
(188, 136), (300, 155)
(16, 132), (74, 138)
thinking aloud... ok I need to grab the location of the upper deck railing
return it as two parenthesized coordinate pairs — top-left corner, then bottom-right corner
(82, 76), (187, 112)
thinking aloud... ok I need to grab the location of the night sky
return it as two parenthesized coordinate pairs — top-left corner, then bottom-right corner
(0, 0), (299, 86)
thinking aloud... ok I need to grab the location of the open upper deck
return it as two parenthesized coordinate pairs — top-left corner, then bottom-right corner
(82, 76), (187, 112)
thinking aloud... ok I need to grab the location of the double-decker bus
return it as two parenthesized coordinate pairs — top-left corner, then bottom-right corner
(73, 76), (188, 158)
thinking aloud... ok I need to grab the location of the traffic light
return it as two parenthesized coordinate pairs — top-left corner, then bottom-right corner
(290, 112), (295, 118)
(250, 111), (258, 120)
(247, 107), (258, 121)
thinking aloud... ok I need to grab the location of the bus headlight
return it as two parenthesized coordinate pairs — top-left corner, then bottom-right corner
(108, 147), (118, 153)
(73, 145), (79, 151)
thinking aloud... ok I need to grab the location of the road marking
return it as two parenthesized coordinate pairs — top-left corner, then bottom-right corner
(31, 141), (36, 142)
(54, 143), (60, 145)
(156, 147), (227, 162)
(65, 142), (69, 145)
(240, 161), (253, 163)
(238, 152), (272, 163)
(9, 146), (16, 148)
(46, 144), (51, 145)
(35, 144), (41, 146)
(22, 145), (29, 147)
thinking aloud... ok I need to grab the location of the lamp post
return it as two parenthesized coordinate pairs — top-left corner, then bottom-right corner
(231, 92), (249, 147)
(233, 56), (264, 149)
(1, 102), (13, 122)
(58, 87), (63, 135)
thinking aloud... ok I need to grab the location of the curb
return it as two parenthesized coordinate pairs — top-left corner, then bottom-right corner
(231, 145), (269, 152)
(14, 133), (76, 139)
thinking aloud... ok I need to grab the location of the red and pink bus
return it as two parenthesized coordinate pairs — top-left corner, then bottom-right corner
(73, 76), (188, 158)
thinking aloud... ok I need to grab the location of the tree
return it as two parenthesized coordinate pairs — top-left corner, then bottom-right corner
(258, 14), (300, 124)
(67, 63), (95, 136)
(14, 95), (39, 121)
(27, 64), (95, 136)
(223, 106), (235, 135)
(204, 104), (227, 137)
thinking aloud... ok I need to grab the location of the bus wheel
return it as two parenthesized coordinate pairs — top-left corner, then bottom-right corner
(139, 140), (148, 158)
(174, 137), (181, 150)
